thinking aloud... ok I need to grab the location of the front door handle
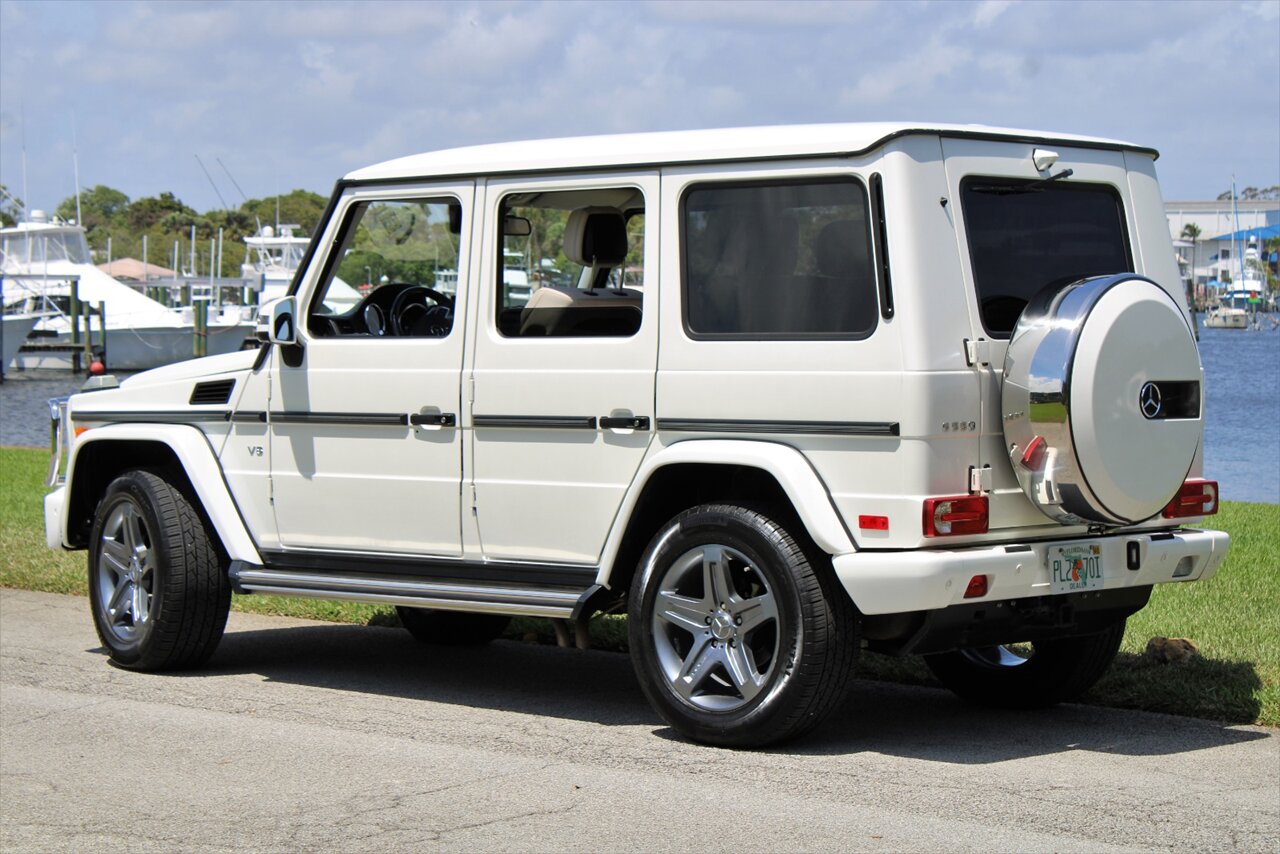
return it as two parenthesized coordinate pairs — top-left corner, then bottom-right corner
(599, 415), (650, 431)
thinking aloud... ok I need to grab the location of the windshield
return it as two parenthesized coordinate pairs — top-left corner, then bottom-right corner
(960, 178), (1132, 337)
(0, 229), (93, 267)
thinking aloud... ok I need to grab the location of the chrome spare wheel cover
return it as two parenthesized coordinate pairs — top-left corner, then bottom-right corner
(1001, 274), (1203, 526)
(96, 498), (157, 643)
(650, 544), (782, 713)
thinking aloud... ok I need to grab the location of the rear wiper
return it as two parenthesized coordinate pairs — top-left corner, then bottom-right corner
(970, 169), (1076, 195)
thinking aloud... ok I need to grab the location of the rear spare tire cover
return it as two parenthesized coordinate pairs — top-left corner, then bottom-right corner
(1002, 274), (1202, 526)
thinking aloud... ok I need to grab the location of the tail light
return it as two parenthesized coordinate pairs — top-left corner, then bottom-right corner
(1162, 479), (1219, 518)
(923, 495), (989, 537)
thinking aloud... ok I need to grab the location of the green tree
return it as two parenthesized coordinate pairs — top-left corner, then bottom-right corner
(240, 189), (328, 236)
(1180, 223), (1202, 309)
(0, 184), (23, 227)
(55, 184), (130, 228)
(127, 192), (196, 230)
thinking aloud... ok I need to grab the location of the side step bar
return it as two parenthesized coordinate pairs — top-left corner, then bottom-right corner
(229, 562), (592, 619)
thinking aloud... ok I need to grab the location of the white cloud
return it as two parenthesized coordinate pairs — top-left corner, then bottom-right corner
(0, 0), (1274, 211)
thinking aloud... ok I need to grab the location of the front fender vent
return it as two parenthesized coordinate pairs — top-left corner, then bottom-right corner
(190, 379), (236, 406)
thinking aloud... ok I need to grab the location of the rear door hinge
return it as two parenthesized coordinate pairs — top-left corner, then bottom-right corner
(969, 464), (993, 495)
(964, 338), (993, 367)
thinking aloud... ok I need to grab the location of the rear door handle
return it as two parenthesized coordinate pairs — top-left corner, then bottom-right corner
(409, 412), (457, 428)
(599, 415), (650, 431)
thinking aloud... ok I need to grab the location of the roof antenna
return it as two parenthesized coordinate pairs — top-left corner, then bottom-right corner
(194, 154), (230, 210)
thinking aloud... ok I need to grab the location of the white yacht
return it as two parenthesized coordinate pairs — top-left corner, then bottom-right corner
(1205, 238), (1266, 330)
(242, 223), (362, 309)
(1, 212), (254, 369)
(1, 311), (42, 370)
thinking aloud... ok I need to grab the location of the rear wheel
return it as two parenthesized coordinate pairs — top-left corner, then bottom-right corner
(395, 606), (510, 645)
(88, 470), (231, 670)
(924, 620), (1126, 708)
(628, 504), (857, 748)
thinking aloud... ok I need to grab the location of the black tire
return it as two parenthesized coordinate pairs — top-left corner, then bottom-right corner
(395, 606), (510, 645)
(87, 470), (231, 670)
(924, 620), (1126, 709)
(628, 504), (858, 748)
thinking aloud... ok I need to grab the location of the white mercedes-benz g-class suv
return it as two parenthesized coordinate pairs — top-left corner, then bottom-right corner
(45, 123), (1229, 747)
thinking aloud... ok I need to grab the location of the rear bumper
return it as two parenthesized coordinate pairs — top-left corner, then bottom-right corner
(833, 527), (1229, 616)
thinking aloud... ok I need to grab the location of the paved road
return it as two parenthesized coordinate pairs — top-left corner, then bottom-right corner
(2, 588), (1277, 852)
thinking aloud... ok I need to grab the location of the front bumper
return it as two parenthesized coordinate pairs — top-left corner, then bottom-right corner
(45, 485), (67, 550)
(833, 527), (1229, 615)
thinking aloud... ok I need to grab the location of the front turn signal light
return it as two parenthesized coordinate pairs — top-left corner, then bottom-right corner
(923, 495), (989, 537)
(1162, 479), (1219, 518)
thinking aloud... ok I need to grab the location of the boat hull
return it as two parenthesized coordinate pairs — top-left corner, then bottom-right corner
(1203, 308), (1249, 329)
(18, 322), (255, 370)
(2, 314), (42, 369)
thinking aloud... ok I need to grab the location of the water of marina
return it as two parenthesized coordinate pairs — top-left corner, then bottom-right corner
(2, 321), (1277, 503)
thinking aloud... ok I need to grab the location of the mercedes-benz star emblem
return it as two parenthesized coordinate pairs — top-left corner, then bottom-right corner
(1139, 382), (1163, 419)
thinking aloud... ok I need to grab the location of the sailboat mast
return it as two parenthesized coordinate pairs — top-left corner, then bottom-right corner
(72, 120), (83, 226)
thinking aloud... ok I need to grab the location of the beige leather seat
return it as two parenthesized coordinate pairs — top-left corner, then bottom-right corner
(519, 207), (641, 337)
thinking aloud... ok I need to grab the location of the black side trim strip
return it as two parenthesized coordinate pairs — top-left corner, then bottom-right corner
(230, 411), (267, 424)
(259, 550), (598, 588)
(74, 410), (231, 424)
(658, 418), (900, 437)
(270, 411), (409, 426)
(871, 172), (895, 320)
(473, 415), (599, 430)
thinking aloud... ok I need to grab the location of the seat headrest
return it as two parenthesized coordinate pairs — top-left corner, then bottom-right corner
(564, 207), (627, 266)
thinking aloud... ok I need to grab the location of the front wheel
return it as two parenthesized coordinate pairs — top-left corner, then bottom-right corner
(924, 620), (1126, 708)
(88, 470), (231, 670)
(628, 504), (857, 748)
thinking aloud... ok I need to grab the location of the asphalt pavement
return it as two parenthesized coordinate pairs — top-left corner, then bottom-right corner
(2, 588), (1277, 852)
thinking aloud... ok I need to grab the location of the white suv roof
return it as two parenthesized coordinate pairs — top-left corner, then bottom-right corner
(345, 122), (1154, 182)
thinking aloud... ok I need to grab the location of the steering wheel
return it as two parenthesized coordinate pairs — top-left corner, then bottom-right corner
(388, 285), (455, 336)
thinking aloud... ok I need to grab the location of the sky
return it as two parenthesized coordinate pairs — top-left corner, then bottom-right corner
(1, 0), (1277, 216)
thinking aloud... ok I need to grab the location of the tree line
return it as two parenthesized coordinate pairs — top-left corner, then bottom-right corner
(0, 183), (328, 278)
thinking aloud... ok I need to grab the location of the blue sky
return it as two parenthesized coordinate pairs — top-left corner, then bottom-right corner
(1, 0), (1277, 214)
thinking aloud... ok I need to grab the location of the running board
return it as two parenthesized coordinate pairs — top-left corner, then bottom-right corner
(228, 562), (591, 619)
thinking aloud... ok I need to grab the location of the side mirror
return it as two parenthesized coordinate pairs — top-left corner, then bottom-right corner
(268, 296), (297, 345)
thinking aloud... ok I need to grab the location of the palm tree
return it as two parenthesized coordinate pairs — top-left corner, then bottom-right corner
(1180, 223), (1202, 309)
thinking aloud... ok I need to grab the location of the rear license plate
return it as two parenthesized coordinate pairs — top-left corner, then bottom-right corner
(1048, 542), (1104, 594)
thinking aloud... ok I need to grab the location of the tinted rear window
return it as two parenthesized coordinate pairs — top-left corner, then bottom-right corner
(960, 178), (1132, 336)
(682, 179), (878, 339)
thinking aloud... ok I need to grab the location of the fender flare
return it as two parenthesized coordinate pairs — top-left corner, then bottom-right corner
(596, 439), (856, 587)
(65, 423), (262, 564)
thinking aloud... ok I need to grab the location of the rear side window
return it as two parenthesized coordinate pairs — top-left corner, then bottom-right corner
(960, 178), (1132, 336)
(682, 179), (878, 339)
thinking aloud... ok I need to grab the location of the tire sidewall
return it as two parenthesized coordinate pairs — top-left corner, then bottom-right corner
(629, 505), (807, 744)
(88, 473), (169, 666)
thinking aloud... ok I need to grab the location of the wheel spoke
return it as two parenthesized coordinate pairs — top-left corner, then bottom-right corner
(737, 593), (778, 635)
(723, 642), (764, 701)
(107, 577), (132, 618)
(133, 583), (151, 625)
(702, 546), (736, 608)
(101, 538), (130, 574)
(672, 634), (715, 700)
(126, 513), (146, 562)
(655, 591), (708, 634)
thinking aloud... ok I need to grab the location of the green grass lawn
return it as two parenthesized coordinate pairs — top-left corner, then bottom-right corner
(3, 445), (1275, 725)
